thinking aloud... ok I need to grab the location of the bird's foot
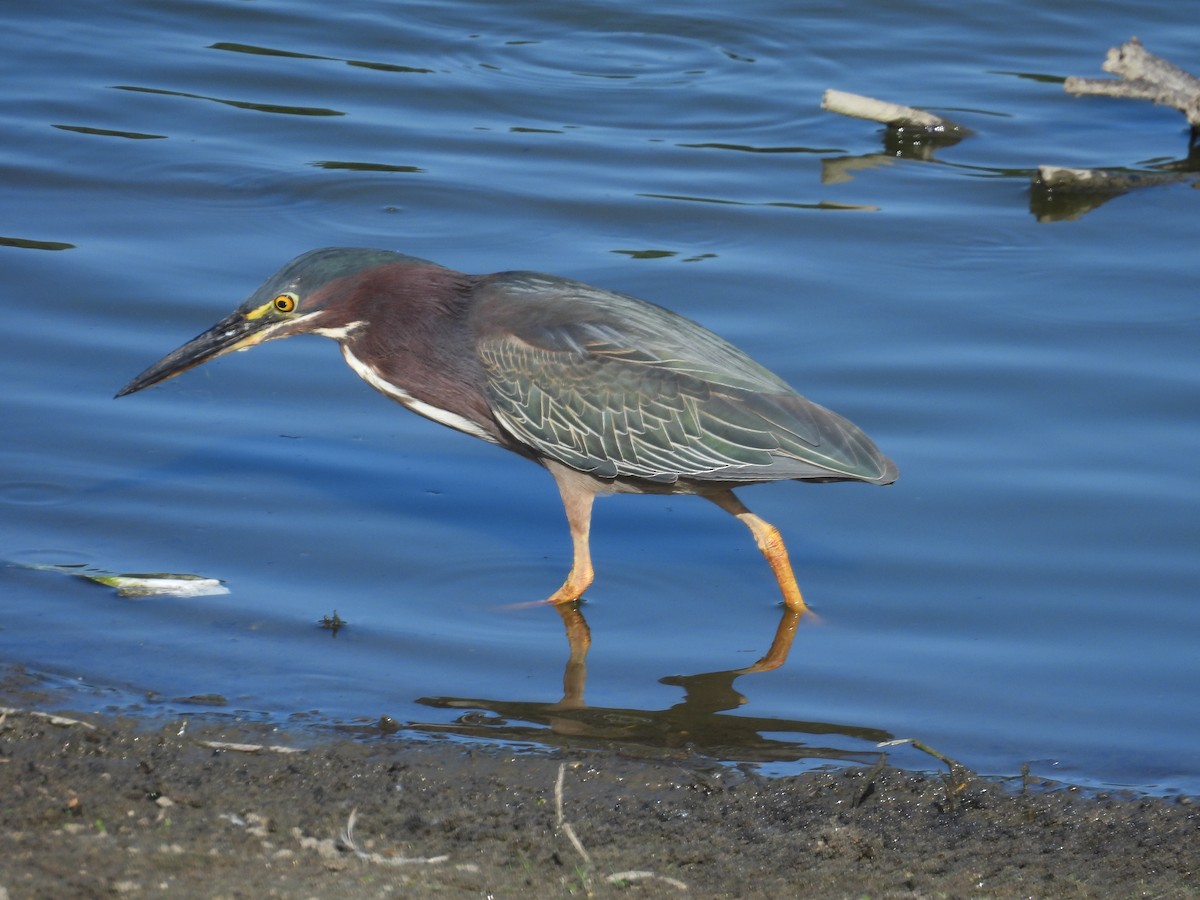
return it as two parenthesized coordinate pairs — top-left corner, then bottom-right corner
(545, 587), (586, 605)
(544, 565), (593, 606)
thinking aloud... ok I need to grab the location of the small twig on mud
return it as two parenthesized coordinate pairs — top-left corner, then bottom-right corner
(338, 807), (449, 866)
(878, 737), (968, 771)
(879, 738), (975, 809)
(200, 740), (305, 754)
(555, 763), (594, 871)
(0, 706), (96, 730)
(339, 808), (362, 853)
(606, 870), (690, 890)
(554, 763), (689, 892)
(850, 753), (890, 808)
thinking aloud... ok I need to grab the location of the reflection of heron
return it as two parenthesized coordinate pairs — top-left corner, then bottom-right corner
(552, 600), (802, 710)
(119, 248), (896, 614)
(416, 603), (892, 766)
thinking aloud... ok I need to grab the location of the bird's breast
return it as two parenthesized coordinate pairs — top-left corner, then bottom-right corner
(339, 345), (498, 443)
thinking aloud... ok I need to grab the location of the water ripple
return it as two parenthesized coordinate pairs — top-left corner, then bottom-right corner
(111, 84), (344, 117)
(0, 483), (73, 506)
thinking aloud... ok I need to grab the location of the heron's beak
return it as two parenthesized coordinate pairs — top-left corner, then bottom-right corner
(115, 307), (278, 398)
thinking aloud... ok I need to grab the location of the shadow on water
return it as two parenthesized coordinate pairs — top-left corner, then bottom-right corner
(408, 603), (893, 765)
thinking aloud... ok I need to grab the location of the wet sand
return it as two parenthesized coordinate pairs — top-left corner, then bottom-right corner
(1, 678), (1196, 898)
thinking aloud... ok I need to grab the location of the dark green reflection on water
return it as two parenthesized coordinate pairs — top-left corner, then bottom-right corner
(112, 85), (344, 117)
(413, 604), (892, 765)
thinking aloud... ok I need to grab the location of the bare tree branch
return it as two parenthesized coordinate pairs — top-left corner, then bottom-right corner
(1064, 38), (1200, 131)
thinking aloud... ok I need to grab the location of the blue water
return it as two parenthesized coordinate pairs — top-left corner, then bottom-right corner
(3, 0), (1198, 795)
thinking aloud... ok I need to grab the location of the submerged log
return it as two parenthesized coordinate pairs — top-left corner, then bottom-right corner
(1034, 165), (1191, 192)
(1029, 165), (1197, 222)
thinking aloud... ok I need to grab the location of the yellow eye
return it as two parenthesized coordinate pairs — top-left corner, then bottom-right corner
(273, 294), (297, 313)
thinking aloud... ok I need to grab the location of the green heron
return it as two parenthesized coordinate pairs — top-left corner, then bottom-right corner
(118, 248), (897, 612)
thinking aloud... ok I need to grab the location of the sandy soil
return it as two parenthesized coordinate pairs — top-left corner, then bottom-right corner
(1, 675), (1196, 899)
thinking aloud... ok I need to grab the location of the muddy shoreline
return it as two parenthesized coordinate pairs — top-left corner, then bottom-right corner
(1, 688), (1195, 899)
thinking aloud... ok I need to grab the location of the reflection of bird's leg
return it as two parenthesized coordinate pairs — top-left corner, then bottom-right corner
(708, 490), (810, 614)
(553, 601), (591, 708)
(738, 607), (803, 674)
(545, 463), (596, 604)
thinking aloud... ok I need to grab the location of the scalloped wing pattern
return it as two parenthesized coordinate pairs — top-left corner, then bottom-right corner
(472, 274), (894, 485)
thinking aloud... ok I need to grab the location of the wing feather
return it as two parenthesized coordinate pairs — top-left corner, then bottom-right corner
(471, 273), (896, 485)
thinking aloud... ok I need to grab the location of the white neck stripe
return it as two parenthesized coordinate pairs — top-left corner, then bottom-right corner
(340, 346), (497, 443)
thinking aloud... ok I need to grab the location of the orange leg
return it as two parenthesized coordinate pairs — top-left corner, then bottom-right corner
(546, 468), (596, 604)
(708, 491), (810, 614)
